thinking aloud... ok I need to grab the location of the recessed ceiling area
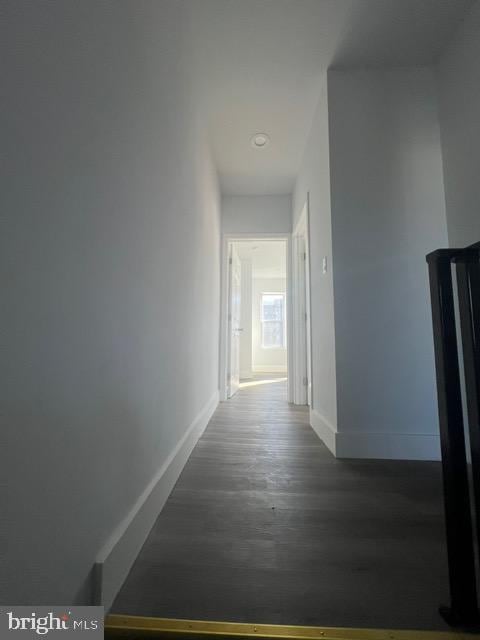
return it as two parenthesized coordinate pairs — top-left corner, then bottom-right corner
(189, 0), (474, 196)
(234, 241), (287, 279)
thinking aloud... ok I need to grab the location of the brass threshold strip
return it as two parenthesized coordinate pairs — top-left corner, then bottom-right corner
(105, 614), (479, 640)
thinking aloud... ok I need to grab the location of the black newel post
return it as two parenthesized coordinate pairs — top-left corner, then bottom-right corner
(455, 245), (480, 558)
(426, 249), (479, 626)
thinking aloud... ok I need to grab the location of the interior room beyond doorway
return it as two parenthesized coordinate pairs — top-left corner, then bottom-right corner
(225, 240), (288, 399)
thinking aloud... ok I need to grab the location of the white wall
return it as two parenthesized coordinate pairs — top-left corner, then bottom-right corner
(222, 195), (292, 234)
(252, 278), (288, 373)
(437, 0), (480, 247)
(293, 78), (337, 433)
(327, 67), (448, 459)
(2, 2), (220, 604)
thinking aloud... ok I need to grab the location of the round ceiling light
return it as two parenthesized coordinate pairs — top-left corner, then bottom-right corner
(251, 133), (270, 149)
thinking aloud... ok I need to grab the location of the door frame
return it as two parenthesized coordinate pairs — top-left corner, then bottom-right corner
(226, 242), (241, 398)
(292, 196), (313, 406)
(220, 233), (292, 402)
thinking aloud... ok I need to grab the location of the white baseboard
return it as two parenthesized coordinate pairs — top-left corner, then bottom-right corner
(309, 409), (440, 461)
(94, 390), (219, 611)
(335, 431), (441, 461)
(252, 366), (287, 373)
(240, 369), (253, 379)
(309, 409), (337, 456)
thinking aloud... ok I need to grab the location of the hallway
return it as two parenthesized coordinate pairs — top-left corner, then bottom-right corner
(111, 377), (449, 631)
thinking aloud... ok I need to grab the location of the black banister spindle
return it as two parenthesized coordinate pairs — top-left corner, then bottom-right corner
(426, 248), (479, 626)
(455, 244), (480, 558)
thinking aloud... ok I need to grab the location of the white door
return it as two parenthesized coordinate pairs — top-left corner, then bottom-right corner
(302, 236), (312, 406)
(298, 237), (309, 405)
(293, 202), (312, 407)
(228, 245), (242, 397)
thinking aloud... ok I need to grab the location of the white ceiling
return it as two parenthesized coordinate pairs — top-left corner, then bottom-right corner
(189, 0), (473, 195)
(234, 241), (287, 279)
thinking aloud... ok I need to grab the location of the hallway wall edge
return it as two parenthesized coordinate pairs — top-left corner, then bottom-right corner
(310, 408), (337, 457)
(310, 409), (441, 460)
(336, 430), (441, 461)
(94, 390), (219, 611)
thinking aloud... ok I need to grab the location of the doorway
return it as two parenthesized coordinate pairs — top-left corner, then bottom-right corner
(292, 198), (313, 407)
(221, 236), (290, 401)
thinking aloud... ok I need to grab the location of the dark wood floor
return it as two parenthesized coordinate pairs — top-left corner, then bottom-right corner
(111, 375), (449, 630)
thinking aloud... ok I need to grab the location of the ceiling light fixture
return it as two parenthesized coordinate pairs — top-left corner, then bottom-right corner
(251, 133), (270, 149)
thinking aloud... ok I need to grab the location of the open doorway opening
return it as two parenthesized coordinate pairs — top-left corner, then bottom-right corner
(221, 237), (289, 400)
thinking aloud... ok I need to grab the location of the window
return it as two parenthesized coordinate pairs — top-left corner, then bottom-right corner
(261, 293), (285, 348)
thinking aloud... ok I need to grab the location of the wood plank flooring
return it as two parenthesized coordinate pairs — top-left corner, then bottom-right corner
(111, 375), (449, 631)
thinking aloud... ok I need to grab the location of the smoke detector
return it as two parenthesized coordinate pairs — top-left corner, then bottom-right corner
(251, 133), (270, 149)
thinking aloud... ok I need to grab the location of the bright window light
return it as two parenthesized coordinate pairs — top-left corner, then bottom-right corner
(261, 293), (285, 348)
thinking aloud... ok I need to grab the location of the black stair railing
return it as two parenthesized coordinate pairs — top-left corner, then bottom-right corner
(427, 241), (480, 627)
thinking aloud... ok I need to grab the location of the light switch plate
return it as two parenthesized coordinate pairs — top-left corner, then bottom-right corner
(322, 256), (328, 274)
